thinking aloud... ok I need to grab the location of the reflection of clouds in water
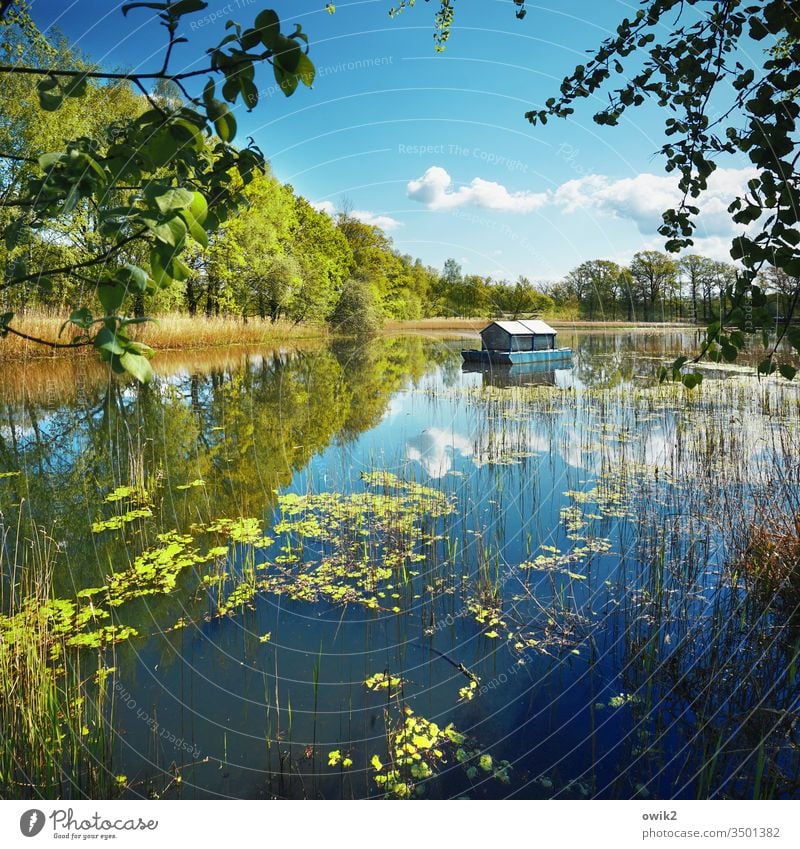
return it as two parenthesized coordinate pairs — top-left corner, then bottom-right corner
(407, 398), (773, 479)
(471, 429), (550, 468)
(553, 413), (772, 475)
(406, 427), (474, 477)
(559, 425), (675, 473)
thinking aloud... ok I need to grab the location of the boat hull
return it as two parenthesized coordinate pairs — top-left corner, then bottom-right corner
(460, 348), (572, 365)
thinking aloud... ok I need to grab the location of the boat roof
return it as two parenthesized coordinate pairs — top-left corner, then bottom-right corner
(483, 319), (556, 336)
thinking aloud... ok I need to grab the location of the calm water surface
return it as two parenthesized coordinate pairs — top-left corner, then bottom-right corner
(1, 330), (798, 799)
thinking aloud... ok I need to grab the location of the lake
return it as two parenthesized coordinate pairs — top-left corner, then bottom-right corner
(1, 329), (799, 800)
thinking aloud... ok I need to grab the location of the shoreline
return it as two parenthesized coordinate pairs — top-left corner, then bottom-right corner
(1, 313), (700, 361)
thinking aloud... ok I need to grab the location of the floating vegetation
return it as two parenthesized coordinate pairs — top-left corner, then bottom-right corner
(206, 517), (273, 547)
(91, 508), (153, 533)
(458, 679), (478, 701)
(466, 597), (507, 634)
(65, 625), (139, 650)
(217, 579), (258, 615)
(103, 485), (147, 504)
(364, 672), (403, 692)
(92, 484), (153, 532)
(107, 532), (223, 606)
(371, 705), (509, 798)
(522, 538), (612, 575)
(175, 479), (206, 491)
(200, 474), (456, 616)
(607, 692), (641, 708)
(326, 749), (352, 768)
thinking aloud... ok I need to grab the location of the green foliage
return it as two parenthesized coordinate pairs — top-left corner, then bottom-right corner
(491, 276), (553, 318)
(330, 278), (382, 335)
(0, 2), (316, 380)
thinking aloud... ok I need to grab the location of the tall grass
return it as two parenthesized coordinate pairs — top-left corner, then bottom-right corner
(1, 312), (328, 360)
(0, 517), (115, 798)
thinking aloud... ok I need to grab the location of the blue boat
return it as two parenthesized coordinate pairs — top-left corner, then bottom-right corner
(461, 319), (572, 365)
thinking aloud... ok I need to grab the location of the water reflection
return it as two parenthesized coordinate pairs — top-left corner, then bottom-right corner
(405, 427), (474, 477)
(1, 330), (797, 801)
(461, 360), (566, 388)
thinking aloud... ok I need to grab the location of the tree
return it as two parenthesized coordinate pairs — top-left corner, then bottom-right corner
(410, 0), (800, 381)
(562, 260), (624, 320)
(491, 276), (552, 318)
(679, 255), (711, 323)
(0, 1), (318, 381)
(287, 197), (353, 324)
(761, 266), (800, 322)
(629, 251), (678, 322)
(330, 278), (381, 335)
(202, 168), (297, 319)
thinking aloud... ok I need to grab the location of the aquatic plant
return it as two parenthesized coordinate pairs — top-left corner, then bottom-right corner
(370, 705), (511, 798)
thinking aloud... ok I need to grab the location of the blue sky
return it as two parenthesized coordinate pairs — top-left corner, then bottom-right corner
(29, 0), (757, 280)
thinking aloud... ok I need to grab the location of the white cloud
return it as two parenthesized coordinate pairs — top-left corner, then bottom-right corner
(352, 209), (402, 231)
(311, 200), (401, 231)
(405, 164), (754, 247)
(407, 166), (548, 213)
(552, 167), (757, 238)
(311, 200), (336, 215)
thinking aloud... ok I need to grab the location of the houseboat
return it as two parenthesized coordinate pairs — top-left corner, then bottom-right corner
(461, 319), (572, 365)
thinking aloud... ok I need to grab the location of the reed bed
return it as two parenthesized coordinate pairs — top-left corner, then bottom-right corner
(1, 313), (328, 360)
(0, 518), (115, 799)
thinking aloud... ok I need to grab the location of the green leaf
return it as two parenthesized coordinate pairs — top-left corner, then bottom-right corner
(0, 311), (14, 337)
(60, 307), (93, 336)
(4, 218), (25, 250)
(169, 0), (208, 16)
(274, 36), (301, 73)
(38, 90), (63, 111)
(121, 2), (168, 15)
(117, 264), (150, 293)
(150, 186), (195, 215)
(94, 327), (126, 355)
(178, 207), (208, 247)
(785, 326), (800, 352)
(274, 64), (298, 97)
(119, 351), (153, 383)
(296, 53), (315, 88)
(62, 73), (88, 98)
(778, 364), (796, 381)
(213, 110), (237, 142)
(186, 191), (208, 224)
(37, 76), (62, 111)
(681, 372), (703, 389)
(38, 152), (64, 170)
(150, 215), (187, 247)
(170, 257), (191, 281)
(254, 9), (281, 50)
(149, 247), (173, 286)
(97, 280), (128, 315)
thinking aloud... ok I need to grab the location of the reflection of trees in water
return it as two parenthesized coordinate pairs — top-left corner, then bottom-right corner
(563, 330), (702, 387)
(0, 336), (451, 596)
